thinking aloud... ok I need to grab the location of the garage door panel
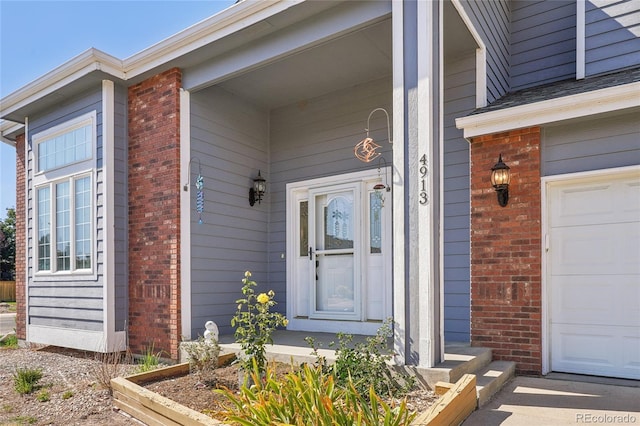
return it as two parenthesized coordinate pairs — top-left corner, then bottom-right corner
(553, 275), (639, 326)
(552, 276), (614, 325)
(548, 169), (640, 380)
(551, 224), (638, 275)
(552, 325), (640, 379)
(551, 183), (616, 227)
(551, 179), (640, 226)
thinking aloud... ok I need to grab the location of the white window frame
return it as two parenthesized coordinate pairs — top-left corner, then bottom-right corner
(32, 111), (96, 278)
(33, 112), (96, 174)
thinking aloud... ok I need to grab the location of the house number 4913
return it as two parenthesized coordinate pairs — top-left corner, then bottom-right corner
(419, 154), (428, 205)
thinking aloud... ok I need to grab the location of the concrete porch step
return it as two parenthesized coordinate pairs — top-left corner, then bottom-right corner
(475, 360), (516, 407)
(416, 345), (493, 388)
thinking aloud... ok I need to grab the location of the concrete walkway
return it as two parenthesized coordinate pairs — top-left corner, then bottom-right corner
(464, 375), (640, 425)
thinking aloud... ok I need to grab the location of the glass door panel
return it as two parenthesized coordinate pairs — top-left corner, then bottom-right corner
(309, 185), (360, 320)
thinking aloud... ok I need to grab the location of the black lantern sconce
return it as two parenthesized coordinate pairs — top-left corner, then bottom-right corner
(249, 170), (266, 206)
(491, 154), (511, 207)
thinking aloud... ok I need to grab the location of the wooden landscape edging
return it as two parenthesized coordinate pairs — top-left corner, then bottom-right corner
(411, 374), (477, 426)
(112, 353), (236, 426)
(113, 354), (477, 426)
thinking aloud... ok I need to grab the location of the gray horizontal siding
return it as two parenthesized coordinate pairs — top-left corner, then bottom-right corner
(511, 0), (576, 90)
(586, 0), (640, 76)
(443, 53), (475, 342)
(542, 111), (640, 176)
(460, 0), (510, 102)
(189, 86), (269, 337)
(26, 88), (105, 333)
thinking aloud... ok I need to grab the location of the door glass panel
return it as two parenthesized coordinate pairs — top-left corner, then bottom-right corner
(370, 192), (382, 254)
(315, 190), (355, 314)
(323, 194), (353, 249)
(299, 201), (308, 257)
(316, 253), (354, 312)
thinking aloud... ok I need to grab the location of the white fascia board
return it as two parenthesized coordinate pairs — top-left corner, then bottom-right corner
(455, 81), (640, 139)
(122, 0), (303, 78)
(0, 49), (124, 119)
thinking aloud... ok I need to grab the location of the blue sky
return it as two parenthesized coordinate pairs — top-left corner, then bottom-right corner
(0, 0), (236, 220)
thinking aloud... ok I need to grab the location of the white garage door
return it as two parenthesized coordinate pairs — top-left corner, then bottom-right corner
(548, 169), (640, 379)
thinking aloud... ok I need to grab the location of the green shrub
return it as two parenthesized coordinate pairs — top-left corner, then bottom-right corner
(181, 336), (220, 383)
(214, 361), (415, 426)
(13, 367), (43, 395)
(62, 390), (73, 400)
(307, 318), (415, 399)
(36, 389), (50, 402)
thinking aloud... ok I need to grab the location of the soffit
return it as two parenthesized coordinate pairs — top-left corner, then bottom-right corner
(212, 18), (393, 109)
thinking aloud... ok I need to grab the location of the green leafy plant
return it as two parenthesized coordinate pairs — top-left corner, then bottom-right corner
(306, 318), (415, 399)
(136, 343), (161, 373)
(0, 333), (18, 348)
(13, 367), (43, 395)
(181, 335), (220, 383)
(231, 271), (288, 375)
(62, 390), (74, 400)
(214, 360), (415, 426)
(36, 389), (50, 402)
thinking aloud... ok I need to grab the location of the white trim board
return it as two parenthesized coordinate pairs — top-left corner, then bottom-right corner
(28, 325), (126, 353)
(456, 81), (640, 139)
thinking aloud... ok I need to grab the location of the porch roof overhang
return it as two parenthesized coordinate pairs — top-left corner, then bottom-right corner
(0, 0), (327, 139)
(456, 68), (640, 139)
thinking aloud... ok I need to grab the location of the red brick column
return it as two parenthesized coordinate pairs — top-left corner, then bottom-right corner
(470, 127), (542, 375)
(128, 68), (182, 360)
(15, 134), (26, 340)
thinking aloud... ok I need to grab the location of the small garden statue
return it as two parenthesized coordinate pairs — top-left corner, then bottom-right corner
(204, 320), (219, 343)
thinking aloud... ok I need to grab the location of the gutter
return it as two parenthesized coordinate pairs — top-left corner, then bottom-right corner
(0, 121), (24, 146)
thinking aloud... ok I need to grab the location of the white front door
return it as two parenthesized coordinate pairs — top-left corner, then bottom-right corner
(286, 169), (392, 335)
(547, 168), (640, 379)
(309, 184), (361, 320)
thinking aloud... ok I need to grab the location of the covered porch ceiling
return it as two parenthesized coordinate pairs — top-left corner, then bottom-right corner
(199, 1), (476, 111)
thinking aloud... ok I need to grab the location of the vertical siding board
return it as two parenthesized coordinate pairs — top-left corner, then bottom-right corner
(586, 0), (640, 76)
(26, 88), (105, 331)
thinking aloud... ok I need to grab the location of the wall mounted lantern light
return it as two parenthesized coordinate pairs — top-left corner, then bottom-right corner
(249, 170), (266, 206)
(491, 154), (511, 207)
(354, 107), (393, 163)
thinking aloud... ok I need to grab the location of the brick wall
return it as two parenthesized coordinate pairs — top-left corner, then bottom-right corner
(128, 68), (182, 360)
(469, 127), (542, 375)
(15, 134), (26, 339)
